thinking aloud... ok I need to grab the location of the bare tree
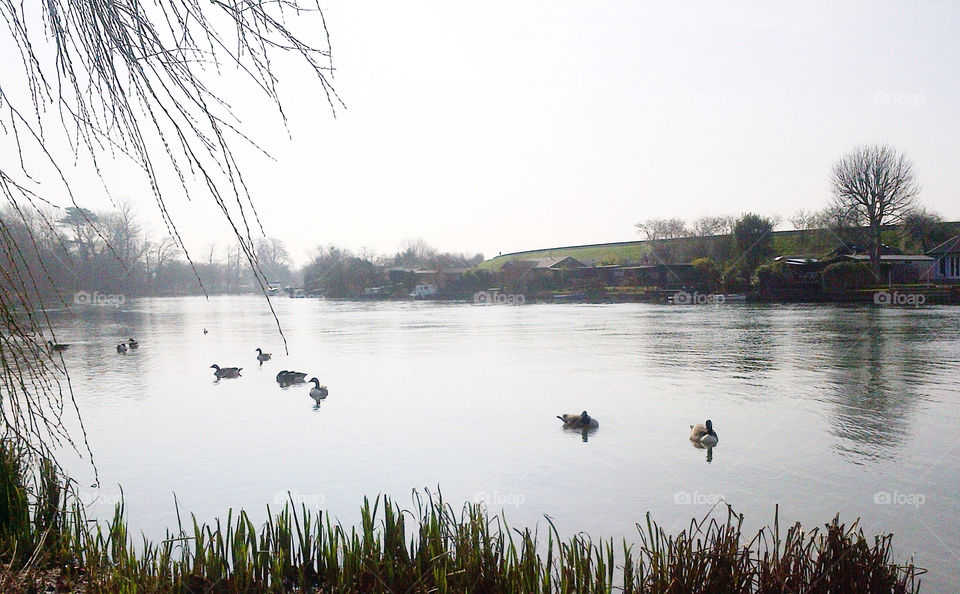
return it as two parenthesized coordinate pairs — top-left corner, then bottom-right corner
(831, 145), (920, 276)
(635, 218), (690, 241)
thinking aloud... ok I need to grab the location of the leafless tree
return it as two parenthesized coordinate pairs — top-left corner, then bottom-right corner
(831, 145), (920, 276)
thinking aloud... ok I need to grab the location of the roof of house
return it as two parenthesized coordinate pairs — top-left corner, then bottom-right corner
(531, 256), (586, 269)
(843, 254), (934, 262)
(927, 234), (960, 255)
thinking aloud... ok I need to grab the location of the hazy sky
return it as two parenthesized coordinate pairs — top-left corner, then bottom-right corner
(6, 1), (960, 266)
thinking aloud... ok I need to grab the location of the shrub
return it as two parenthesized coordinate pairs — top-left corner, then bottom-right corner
(822, 261), (879, 291)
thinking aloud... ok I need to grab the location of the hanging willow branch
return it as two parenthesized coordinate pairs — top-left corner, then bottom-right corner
(0, 0), (341, 465)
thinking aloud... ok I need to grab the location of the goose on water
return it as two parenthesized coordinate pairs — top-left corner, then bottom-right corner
(689, 419), (718, 447)
(47, 340), (69, 352)
(309, 377), (328, 403)
(256, 348), (272, 363)
(557, 410), (599, 429)
(276, 370), (307, 385)
(211, 364), (242, 379)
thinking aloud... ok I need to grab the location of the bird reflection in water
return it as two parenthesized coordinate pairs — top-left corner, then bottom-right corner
(691, 440), (714, 463)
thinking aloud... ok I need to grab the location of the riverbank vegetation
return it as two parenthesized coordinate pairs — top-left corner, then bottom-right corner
(0, 442), (922, 593)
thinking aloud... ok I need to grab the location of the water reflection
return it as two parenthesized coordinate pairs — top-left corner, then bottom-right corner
(819, 308), (922, 462)
(561, 426), (598, 442)
(690, 441), (715, 463)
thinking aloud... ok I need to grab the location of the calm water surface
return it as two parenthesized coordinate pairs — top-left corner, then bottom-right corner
(49, 297), (960, 590)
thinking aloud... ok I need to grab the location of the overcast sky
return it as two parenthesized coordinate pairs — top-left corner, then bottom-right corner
(6, 1), (960, 266)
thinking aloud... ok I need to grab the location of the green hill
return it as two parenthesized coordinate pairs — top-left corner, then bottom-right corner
(479, 223), (960, 271)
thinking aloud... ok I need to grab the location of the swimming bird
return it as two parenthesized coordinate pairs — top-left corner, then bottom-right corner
(557, 410), (599, 429)
(116, 343), (127, 354)
(203, 328), (208, 335)
(211, 364), (242, 379)
(308, 377), (328, 403)
(689, 419), (718, 447)
(127, 338), (139, 349)
(256, 348), (271, 364)
(47, 340), (69, 353)
(276, 370), (307, 386)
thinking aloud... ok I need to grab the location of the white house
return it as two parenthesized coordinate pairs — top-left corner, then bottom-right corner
(928, 235), (960, 281)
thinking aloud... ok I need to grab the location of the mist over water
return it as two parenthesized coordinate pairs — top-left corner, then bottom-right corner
(50, 297), (960, 590)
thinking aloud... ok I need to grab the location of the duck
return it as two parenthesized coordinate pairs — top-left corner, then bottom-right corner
(308, 378), (328, 403)
(557, 410), (599, 429)
(689, 419), (718, 447)
(210, 364), (242, 379)
(127, 338), (139, 349)
(203, 328), (208, 335)
(116, 343), (127, 354)
(256, 348), (271, 364)
(276, 370), (307, 385)
(47, 340), (69, 352)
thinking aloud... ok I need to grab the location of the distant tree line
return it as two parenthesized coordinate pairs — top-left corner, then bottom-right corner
(301, 240), (484, 298)
(0, 202), (294, 300)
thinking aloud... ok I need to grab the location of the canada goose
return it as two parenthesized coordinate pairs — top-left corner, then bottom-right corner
(116, 343), (127, 354)
(210, 364), (242, 379)
(276, 370), (307, 385)
(256, 348), (271, 363)
(690, 419), (718, 447)
(308, 377), (328, 403)
(127, 338), (139, 349)
(47, 340), (69, 352)
(557, 410), (599, 429)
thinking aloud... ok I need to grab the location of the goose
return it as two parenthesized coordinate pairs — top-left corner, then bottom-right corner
(256, 348), (272, 363)
(276, 370), (307, 385)
(689, 419), (718, 447)
(116, 343), (127, 354)
(557, 410), (599, 429)
(210, 364), (242, 379)
(47, 340), (69, 352)
(308, 377), (328, 403)
(127, 338), (139, 349)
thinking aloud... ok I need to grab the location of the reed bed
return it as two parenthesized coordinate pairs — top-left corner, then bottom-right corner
(0, 442), (922, 592)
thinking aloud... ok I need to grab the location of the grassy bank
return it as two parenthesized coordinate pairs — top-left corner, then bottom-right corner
(480, 222), (960, 270)
(1, 442), (922, 592)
